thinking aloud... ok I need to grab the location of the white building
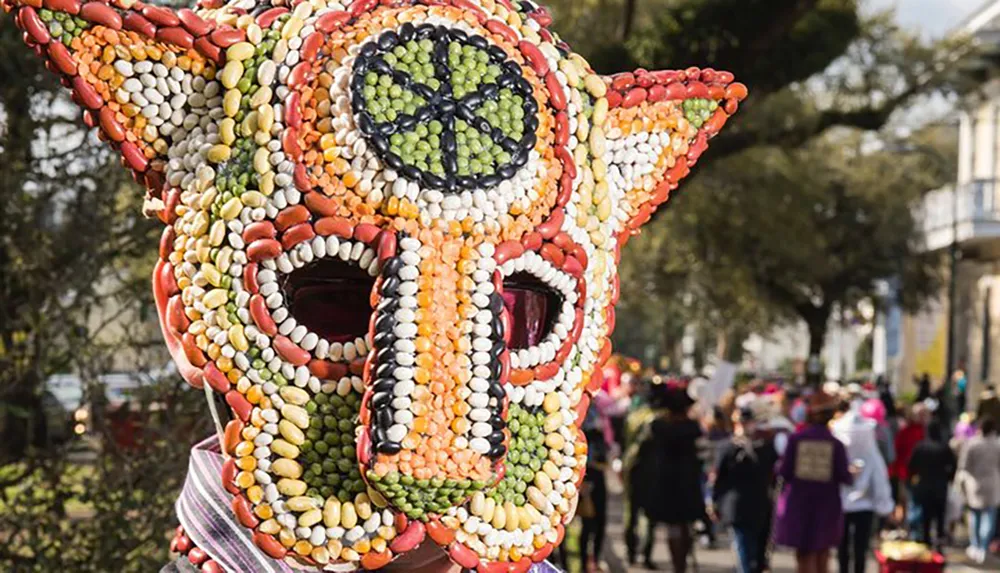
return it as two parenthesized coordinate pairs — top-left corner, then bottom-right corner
(893, 0), (1000, 397)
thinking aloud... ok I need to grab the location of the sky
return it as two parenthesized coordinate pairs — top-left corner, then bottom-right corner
(870, 0), (986, 37)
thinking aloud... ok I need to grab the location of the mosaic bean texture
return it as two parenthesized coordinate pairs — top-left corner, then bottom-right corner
(3, 0), (746, 570)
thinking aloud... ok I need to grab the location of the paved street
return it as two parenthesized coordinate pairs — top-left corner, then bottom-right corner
(559, 475), (999, 573)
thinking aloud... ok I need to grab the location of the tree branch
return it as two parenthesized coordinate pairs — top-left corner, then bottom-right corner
(709, 79), (916, 159)
(745, 0), (820, 65)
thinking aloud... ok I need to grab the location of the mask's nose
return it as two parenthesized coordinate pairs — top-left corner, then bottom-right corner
(362, 231), (507, 519)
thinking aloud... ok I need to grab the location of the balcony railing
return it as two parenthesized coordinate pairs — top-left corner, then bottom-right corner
(920, 179), (1000, 251)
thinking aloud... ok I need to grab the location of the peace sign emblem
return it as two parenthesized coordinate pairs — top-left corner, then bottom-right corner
(351, 23), (539, 193)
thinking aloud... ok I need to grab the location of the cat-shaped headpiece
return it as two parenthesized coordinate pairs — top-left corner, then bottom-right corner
(4, 0), (745, 569)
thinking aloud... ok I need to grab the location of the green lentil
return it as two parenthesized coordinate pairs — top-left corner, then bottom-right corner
(682, 98), (718, 129)
(367, 468), (482, 522)
(489, 403), (545, 506)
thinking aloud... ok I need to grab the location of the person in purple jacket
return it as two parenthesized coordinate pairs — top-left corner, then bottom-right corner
(774, 391), (852, 573)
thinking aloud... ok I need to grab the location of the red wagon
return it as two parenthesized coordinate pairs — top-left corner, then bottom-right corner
(874, 550), (946, 573)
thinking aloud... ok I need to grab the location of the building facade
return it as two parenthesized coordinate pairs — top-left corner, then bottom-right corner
(894, 1), (1000, 400)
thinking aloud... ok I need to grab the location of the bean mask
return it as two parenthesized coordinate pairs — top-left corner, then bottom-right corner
(3, 0), (746, 570)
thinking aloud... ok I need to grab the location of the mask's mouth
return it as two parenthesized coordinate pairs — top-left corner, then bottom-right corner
(283, 258), (376, 344)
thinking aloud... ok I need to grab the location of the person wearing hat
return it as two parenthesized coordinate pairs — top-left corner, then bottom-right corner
(773, 391), (853, 573)
(711, 407), (778, 573)
(977, 383), (1000, 427)
(627, 380), (705, 571)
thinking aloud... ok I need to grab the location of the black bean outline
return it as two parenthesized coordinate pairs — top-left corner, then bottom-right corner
(351, 24), (537, 193)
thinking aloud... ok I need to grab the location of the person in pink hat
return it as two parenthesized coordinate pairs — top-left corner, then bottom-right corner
(860, 398), (895, 468)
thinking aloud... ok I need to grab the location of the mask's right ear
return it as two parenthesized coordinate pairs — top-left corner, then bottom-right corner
(4, 0), (227, 194)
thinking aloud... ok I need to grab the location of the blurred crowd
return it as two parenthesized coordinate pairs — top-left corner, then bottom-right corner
(556, 358), (1000, 573)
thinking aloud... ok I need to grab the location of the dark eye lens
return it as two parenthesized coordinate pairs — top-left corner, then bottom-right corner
(501, 272), (561, 349)
(284, 259), (375, 344)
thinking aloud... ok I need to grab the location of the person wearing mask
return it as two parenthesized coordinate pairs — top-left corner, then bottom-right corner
(711, 407), (777, 573)
(788, 391), (810, 431)
(378, 539), (565, 573)
(957, 418), (1000, 563)
(832, 399), (894, 573)
(629, 381), (704, 572)
(774, 391), (852, 573)
(167, 526), (567, 573)
(907, 422), (956, 549)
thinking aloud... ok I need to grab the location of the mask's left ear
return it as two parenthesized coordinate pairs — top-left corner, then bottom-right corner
(4, 0), (225, 196)
(592, 67), (746, 240)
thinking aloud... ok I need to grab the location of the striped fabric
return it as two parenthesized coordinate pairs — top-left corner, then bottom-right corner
(177, 437), (295, 573)
(176, 438), (564, 573)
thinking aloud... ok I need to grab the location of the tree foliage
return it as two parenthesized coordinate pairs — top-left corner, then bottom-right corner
(613, 202), (784, 364)
(0, 376), (210, 572)
(675, 130), (947, 356)
(0, 9), (205, 570)
(547, 1), (965, 365)
(549, 0), (971, 160)
(0, 12), (162, 459)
